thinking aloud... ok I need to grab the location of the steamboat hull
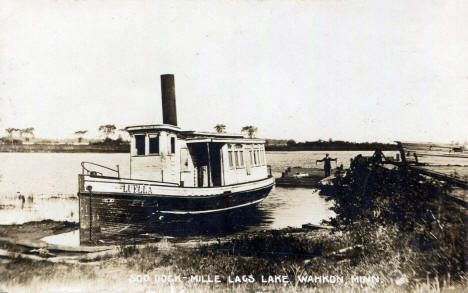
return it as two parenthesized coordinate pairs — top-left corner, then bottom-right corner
(78, 174), (274, 215)
(78, 181), (273, 215)
(78, 175), (274, 243)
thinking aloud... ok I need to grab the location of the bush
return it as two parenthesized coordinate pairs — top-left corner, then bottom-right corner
(0, 137), (23, 145)
(323, 157), (465, 281)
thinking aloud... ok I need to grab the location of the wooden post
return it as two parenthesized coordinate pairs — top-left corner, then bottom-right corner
(206, 143), (212, 187)
(396, 142), (407, 164)
(89, 193), (92, 243)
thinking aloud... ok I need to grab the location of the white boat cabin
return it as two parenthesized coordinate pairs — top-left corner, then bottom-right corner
(126, 124), (269, 187)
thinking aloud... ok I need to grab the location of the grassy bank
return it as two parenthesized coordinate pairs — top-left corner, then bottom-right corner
(1, 228), (465, 292)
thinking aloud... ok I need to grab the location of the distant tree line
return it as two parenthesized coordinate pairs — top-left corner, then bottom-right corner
(1, 127), (35, 144)
(211, 125), (396, 151)
(90, 124), (128, 146)
(266, 139), (397, 151)
(3, 124), (396, 151)
(1, 124), (130, 146)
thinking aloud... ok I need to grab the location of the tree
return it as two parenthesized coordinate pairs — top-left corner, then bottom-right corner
(5, 128), (16, 138)
(287, 139), (296, 147)
(18, 129), (26, 138)
(241, 125), (258, 138)
(74, 130), (88, 143)
(4, 128), (22, 143)
(23, 127), (34, 141)
(214, 124), (226, 133)
(98, 124), (116, 139)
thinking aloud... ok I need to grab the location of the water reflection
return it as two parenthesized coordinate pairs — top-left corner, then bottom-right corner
(42, 230), (80, 247)
(79, 206), (271, 245)
(42, 207), (273, 247)
(1, 187), (334, 246)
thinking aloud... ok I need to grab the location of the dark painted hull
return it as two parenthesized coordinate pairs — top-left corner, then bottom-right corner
(78, 182), (273, 244)
(79, 182), (273, 214)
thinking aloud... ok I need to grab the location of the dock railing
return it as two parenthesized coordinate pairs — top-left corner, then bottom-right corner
(81, 161), (120, 178)
(392, 142), (468, 190)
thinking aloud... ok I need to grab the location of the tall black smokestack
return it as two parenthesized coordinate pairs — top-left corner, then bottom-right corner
(160, 74), (178, 126)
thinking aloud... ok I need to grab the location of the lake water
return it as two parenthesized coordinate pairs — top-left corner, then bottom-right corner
(0, 151), (395, 242)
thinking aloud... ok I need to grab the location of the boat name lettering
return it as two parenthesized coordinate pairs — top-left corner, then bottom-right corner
(121, 183), (153, 194)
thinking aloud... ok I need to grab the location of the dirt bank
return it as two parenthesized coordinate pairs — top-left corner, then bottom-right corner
(0, 220), (78, 242)
(0, 217), (328, 262)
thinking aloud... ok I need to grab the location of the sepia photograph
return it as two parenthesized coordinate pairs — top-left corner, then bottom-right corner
(0, 0), (467, 292)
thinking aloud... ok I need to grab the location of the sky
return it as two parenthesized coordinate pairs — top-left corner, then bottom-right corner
(1, 0), (467, 143)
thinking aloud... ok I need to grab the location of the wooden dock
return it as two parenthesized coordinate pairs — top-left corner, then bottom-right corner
(395, 141), (467, 206)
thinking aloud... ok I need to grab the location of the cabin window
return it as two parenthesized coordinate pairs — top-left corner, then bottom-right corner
(234, 150), (239, 167)
(135, 135), (145, 156)
(228, 150), (234, 168)
(234, 150), (244, 168)
(170, 137), (176, 154)
(149, 136), (159, 154)
(234, 145), (245, 168)
(239, 150), (244, 167)
(253, 150), (257, 166)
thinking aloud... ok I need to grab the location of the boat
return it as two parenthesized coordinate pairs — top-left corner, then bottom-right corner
(275, 167), (324, 188)
(78, 74), (275, 236)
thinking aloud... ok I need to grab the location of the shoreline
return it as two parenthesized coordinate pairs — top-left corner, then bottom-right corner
(0, 219), (325, 252)
(0, 220), (331, 268)
(1, 220), (465, 293)
(0, 220), (78, 245)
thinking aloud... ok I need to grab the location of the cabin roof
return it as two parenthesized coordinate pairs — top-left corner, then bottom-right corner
(125, 124), (181, 133)
(186, 137), (266, 144)
(125, 124), (264, 143)
(181, 130), (244, 138)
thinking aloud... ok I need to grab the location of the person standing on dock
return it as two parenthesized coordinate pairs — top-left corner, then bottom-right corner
(316, 153), (337, 177)
(371, 148), (387, 165)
